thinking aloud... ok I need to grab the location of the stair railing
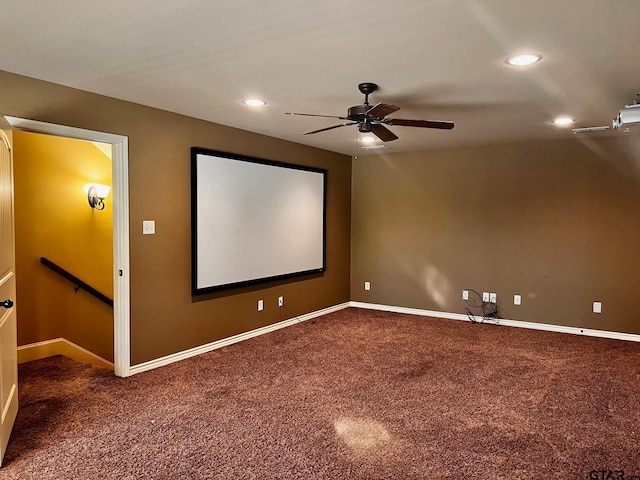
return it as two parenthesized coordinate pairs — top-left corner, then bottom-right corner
(40, 257), (113, 308)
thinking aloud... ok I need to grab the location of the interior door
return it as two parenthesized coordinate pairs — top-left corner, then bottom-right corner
(0, 125), (18, 467)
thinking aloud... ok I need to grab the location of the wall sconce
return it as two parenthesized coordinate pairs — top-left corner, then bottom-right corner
(86, 183), (111, 210)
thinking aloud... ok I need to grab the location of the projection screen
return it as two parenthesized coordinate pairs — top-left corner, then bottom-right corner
(191, 148), (326, 294)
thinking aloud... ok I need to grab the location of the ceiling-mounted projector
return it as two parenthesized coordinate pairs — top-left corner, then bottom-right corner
(573, 96), (640, 134)
(612, 103), (640, 130)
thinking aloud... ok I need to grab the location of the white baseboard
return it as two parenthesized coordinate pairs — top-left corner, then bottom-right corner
(17, 338), (114, 369)
(350, 301), (640, 343)
(23, 301), (638, 378)
(129, 301), (351, 376)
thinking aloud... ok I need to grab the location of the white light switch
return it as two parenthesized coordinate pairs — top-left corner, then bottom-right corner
(143, 220), (155, 235)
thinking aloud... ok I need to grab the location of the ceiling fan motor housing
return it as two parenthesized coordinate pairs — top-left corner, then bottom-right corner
(348, 105), (371, 121)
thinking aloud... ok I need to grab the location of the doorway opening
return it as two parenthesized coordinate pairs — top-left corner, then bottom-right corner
(5, 116), (131, 377)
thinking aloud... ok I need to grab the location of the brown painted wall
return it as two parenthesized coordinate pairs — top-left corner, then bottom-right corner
(351, 138), (640, 334)
(0, 70), (351, 365)
(13, 132), (113, 360)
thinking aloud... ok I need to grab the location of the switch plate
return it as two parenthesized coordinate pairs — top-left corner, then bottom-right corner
(142, 220), (155, 235)
(257, 299), (264, 311)
(514, 294), (521, 306)
(482, 292), (490, 302)
(593, 301), (602, 314)
(278, 296), (284, 307)
(462, 290), (469, 300)
(489, 293), (497, 304)
(364, 281), (371, 291)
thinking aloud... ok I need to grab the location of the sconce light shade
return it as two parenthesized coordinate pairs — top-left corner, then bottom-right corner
(87, 183), (111, 210)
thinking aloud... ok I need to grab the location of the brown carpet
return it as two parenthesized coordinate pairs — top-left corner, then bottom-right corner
(3, 308), (640, 479)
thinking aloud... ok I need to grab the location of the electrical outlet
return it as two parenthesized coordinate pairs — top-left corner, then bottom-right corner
(593, 301), (602, 314)
(278, 296), (284, 307)
(514, 294), (521, 306)
(257, 299), (264, 311)
(462, 290), (469, 300)
(482, 292), (490, 302)
(364, 281), (371, 291)
(489, 293), (497, 304)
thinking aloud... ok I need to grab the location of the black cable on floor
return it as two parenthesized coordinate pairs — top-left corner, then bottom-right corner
(463, 288), (500, 325)
(279, 302), (315, 326)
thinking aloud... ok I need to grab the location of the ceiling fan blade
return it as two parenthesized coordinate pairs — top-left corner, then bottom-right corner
(286, 112), (348, 120)
(385, 118), (455, 130)
(370, 124), (398, 142)
(303, 123), (357, 135)
(366, 102), (400, 118)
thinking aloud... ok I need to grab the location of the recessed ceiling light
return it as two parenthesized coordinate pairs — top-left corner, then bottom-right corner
(506, 53), (542, 66)
(243, 98), (266, 107)
(553, 116), (574, 126)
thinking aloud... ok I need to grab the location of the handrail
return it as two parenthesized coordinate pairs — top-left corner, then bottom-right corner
(40, 257), (113, 308)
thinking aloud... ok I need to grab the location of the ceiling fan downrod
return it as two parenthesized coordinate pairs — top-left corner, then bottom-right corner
(358, 82), (377, 106)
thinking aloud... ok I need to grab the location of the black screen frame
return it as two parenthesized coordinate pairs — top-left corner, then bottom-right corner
(191, 147), (327, 295)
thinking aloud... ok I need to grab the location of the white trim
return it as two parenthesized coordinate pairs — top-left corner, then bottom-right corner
(5, 117), (125, 144)
(129, 302), (351, 376)
(17, 338), (114, 369)
(111, 137), (130, 377)
(5, 116), (131, 377)
(350, 301), (640, 343)
(350, 301), (469, 321)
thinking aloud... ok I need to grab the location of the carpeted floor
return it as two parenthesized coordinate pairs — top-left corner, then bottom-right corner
(3, 308), (640, 479)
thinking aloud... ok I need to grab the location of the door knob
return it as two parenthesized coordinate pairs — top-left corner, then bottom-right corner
(1, 299), (13, 308)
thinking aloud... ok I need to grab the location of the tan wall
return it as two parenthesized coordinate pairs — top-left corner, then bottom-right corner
(13, 131), (113, 360)
(0, 70), (351, 365)
(351, 138), (640, 334)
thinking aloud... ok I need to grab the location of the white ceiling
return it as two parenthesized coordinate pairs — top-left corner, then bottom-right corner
(1, 0), (639, 155)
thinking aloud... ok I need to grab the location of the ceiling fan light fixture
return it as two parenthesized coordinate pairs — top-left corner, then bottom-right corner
(243, 98), (266, 107)
(553, 116), (574, 126)
(506, 53), (542, 66)
(361, 136), (377, 144)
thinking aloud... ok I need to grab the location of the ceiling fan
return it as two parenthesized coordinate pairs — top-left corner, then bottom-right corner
(286, 82), (454, 142)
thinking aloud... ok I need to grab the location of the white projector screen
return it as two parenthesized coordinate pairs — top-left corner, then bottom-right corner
(191, 148), (326, 294)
